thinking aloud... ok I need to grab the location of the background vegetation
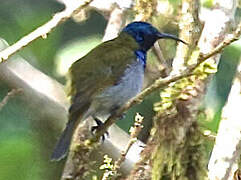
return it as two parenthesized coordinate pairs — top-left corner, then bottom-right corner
(0, 0), (241, 179)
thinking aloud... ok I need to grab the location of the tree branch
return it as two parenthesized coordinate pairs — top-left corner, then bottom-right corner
(0, 38), (68, 129)
(102, 5), (126, 42)
(1, 1), (240, 178)
(0, 0), (93, 63)
(93, 20), (241, 141)
(114, 113), (144, 174)
(208, 58), (241, 180)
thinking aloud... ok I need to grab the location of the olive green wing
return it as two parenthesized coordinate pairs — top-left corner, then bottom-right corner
(66, 38), (138, 115)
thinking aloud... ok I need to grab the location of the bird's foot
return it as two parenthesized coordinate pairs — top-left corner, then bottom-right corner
(91, 117), (109, 141)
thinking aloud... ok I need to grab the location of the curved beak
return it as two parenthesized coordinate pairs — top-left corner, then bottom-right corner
(157, 32), (188, 45)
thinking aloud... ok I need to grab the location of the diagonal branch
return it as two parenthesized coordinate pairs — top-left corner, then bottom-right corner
(93, 21), (241, 141)
(0, 0), (93, 63)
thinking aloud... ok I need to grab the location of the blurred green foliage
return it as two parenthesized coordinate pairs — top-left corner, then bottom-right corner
(0, 0), (241, 179)
(201, 0), (214, 8)
(0, 0), (106, 179)
(0, 135), (41, 180)
(0, 84), (44, 180)
(204, 42), (241, 132)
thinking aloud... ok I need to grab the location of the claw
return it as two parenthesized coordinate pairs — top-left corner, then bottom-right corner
(91, 117), (109, 141)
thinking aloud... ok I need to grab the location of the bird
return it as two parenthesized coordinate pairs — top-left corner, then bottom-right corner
(51, 21), (186, 161)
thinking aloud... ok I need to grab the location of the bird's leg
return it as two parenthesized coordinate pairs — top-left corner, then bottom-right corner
(91, 117), (109, 141)
(91, 106), (126, 140)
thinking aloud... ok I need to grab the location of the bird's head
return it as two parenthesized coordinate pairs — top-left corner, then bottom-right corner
(122, 21), (186, 52)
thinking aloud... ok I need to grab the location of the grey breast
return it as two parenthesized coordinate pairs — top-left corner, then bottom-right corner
(91, 60), (144, 119)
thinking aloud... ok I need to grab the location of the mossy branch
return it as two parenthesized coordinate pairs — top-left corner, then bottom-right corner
(93, 20), (241, 142)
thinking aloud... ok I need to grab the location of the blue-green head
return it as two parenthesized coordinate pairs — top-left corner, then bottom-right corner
(122, 21), (186, 52)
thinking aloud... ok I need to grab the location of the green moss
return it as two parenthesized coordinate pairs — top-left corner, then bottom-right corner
(151, 123), (207, 180)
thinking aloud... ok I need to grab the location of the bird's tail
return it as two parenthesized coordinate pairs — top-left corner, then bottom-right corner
(51, 96), (90, 161)
(51, 118), (76, 161)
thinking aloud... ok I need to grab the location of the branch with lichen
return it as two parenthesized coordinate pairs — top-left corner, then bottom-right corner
(0, 0), (240, 179)
(75, 20), (241, 177)
(134, 0), (157, 21)
(127, 0), (239, 179)
(171, 0), (202, 75)
(128, 0), (204, 178)
(72, 24), (240, 174)
(93, 20), (241, 142)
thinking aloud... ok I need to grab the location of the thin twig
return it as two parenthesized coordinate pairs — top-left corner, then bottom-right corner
(114, 113), (144, 172)
(152, 42), (170, 77)
(0, 89), (22, 111)
(102, 5), (125, 42)
(93, 21), (241, 141)
(0, 0), (93, 63)
(100, 113), (144, 179)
